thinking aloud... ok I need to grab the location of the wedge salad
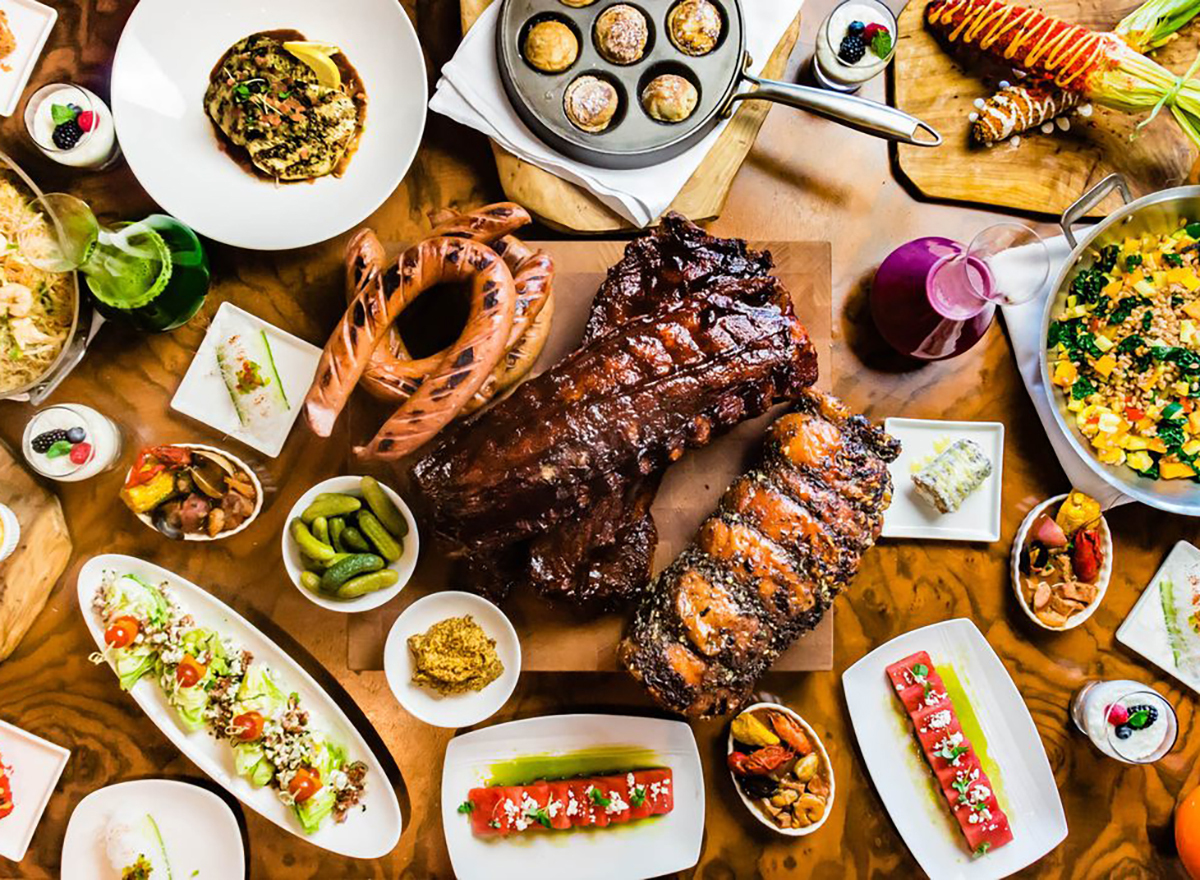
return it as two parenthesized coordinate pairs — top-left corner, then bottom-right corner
(88, 571), (367, 834)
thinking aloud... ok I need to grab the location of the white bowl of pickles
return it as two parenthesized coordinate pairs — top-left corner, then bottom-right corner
(281, 475), (419, 613)
(726, 702), (835, 837)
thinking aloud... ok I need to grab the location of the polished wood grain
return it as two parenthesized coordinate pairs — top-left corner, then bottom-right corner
(895, 0), (1199, 217)
(0, 1), (1197, 878)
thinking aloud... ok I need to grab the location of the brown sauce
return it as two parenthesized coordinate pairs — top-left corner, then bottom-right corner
(206, 29), (368, 184)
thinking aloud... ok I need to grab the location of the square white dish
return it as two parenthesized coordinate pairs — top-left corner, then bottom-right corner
(842, 619), (1066, 880)
(170, 302), (320, 458)
(1117, 541), (1200, 693)
(442, 714), (704, 880)
(0, 718), (70, 862)
(881, 418), (1005, 542)
(61, 779), (245, 879)
(0, 0), (56, 117)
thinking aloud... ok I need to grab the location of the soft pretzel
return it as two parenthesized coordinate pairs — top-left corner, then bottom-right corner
(304, 236), (515, 443)
(352, 237), (516, 460)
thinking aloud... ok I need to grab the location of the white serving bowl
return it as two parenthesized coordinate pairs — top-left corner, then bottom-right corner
(124, 443), (264, 542)
(1010, 493), (1113, 632)
(384, 591), (520, 729)
(726, 702), (835, 837)
(281, 475), (419, 613)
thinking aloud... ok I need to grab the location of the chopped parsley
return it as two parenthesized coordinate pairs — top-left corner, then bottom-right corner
(457, 800), (474, 814)
(974, 842), (991, 857)
(629, 785), (647, 808)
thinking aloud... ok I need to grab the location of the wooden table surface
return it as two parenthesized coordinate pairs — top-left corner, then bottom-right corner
(0, 1), (1197, 878)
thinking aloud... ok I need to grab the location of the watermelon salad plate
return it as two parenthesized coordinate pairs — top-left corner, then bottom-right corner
(440, 714), (704, 880)
(842, 619), (1067, 879)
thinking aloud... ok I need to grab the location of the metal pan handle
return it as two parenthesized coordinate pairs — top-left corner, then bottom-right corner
(732, 72), (942, 147)
(1059, 173), (1132, 248)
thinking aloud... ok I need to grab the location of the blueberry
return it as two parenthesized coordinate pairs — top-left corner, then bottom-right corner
(1114, 724), (1134, 740)
(847, 20), (866, 36)
(66, 426), (86, 443)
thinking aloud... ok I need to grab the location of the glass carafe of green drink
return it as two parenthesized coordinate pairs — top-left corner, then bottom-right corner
(18, 193), (210, 332)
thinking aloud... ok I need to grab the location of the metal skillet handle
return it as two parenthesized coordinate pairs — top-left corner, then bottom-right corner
(732, 72), (942, 147)
(1059, 173), (1132, 248)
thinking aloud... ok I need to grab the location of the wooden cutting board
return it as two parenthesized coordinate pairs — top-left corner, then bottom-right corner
(894, 0), (1199, 217)
(0, 442), (71, 662)
(347, 238), (834, 672)
(459, 0), (802, 232)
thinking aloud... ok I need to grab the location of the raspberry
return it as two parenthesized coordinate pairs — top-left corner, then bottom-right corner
(1106, 704), (1129, 726)
(77, 110), (97, 132)
(69, 442), (92, 465)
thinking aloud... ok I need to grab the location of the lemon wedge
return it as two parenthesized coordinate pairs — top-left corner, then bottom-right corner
(283, 41), (342, 89)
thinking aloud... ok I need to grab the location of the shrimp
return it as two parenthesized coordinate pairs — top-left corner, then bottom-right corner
(0, 282), (32, 318)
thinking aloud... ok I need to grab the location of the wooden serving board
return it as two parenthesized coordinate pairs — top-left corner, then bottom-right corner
(894, 0), (1199, 217)
(460, 0), (803, 232)
(0, 442), (71, 662)
(347, 238), (834, 672)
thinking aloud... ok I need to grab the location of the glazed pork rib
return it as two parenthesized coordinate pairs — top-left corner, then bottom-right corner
(620, 390), (900, 717)
(413, 278), (818, 552)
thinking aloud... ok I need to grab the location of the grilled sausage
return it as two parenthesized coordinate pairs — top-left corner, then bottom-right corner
(353, 237), (516, 460)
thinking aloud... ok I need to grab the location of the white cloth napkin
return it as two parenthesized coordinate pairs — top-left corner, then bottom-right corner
(428, 0), (805, 228)
(997, 234), (1133, 509)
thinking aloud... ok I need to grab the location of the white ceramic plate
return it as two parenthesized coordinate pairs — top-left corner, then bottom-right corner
(1117, 541), (1200, 694)
(384, 592), (519, 728)
(171, 302), (321, 458)
(281, 475), (419, 613)
(441, 714), (704, 880)
(110, 0), (426, 250)
(123, 443), (264, 542)
(842, 619), (1067, 880)
(1009, 494), (1112, 632)
(0, 719), (69, 862)
(725, 702), (835, 837)
(61, 779), (245, 880)
(0, 0), (56, 117)
(881, 419), (1005, 542)
(77, 554), (403, 858)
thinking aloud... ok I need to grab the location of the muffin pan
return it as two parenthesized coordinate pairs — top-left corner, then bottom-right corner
(497, 0), (941, 169)
(499, 0), (742, 168)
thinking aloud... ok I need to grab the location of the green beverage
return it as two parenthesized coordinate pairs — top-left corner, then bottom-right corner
(86, 214), (210, 333)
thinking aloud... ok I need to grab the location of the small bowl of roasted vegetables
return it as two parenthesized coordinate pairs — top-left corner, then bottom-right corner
(726, 702), (835, 836)
(120, 444), (263, 541)
(282, 475), (419, 613)
(1011, 490), (1113, 631)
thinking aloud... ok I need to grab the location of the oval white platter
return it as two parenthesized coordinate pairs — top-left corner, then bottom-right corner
(1010, 494), (1113, 632)
(77, 553), (402, 858)
(441, 714), (704, 880)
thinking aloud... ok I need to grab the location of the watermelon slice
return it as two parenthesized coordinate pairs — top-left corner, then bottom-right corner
(886, 652), (1014, 858)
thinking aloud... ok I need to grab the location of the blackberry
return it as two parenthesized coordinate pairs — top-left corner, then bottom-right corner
(1126, 705), (1159, 729)
(52, 120), (83, 150)
(31, 429), (68, 453)
(66, 426), (86, 443)
(1114, 724), (1133, 740)
(847, 20), (866, 36)
(838, 34), (867, 64)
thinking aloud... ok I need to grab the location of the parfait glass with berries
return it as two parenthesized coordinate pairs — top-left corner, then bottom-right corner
(813, 0), (897, 93)
(22, 83), (121, 170)
(1070, 680), (1178, 764)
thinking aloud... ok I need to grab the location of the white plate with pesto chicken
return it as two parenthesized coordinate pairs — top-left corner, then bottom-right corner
(842, 619), (1066, 880)
(77, 554), (402, 858)
(110, 0), (426, 250)
(442, 715), (704, 880)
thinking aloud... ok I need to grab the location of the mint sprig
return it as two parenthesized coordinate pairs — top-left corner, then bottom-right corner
(870, 30), (893, 59)
(50, 103), (77, 126)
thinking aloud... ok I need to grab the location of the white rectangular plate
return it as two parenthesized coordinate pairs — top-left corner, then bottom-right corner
(442, 714), (704, 880)
(842, 619), (1066, 880)
(0, 718), (69, 862)
(0, 0), (56, 116)
(77, 554), (402, 859)
(881, 418), (1005, 542)
(170, 302), (320, 458)
(1117, 541), (1200, 693)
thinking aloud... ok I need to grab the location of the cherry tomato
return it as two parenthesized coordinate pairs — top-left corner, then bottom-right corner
(104, 616), (139, 649)
(288, 767), (322, 804)
(176, 654), (208, 688)
(232, 711), (264, 742)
